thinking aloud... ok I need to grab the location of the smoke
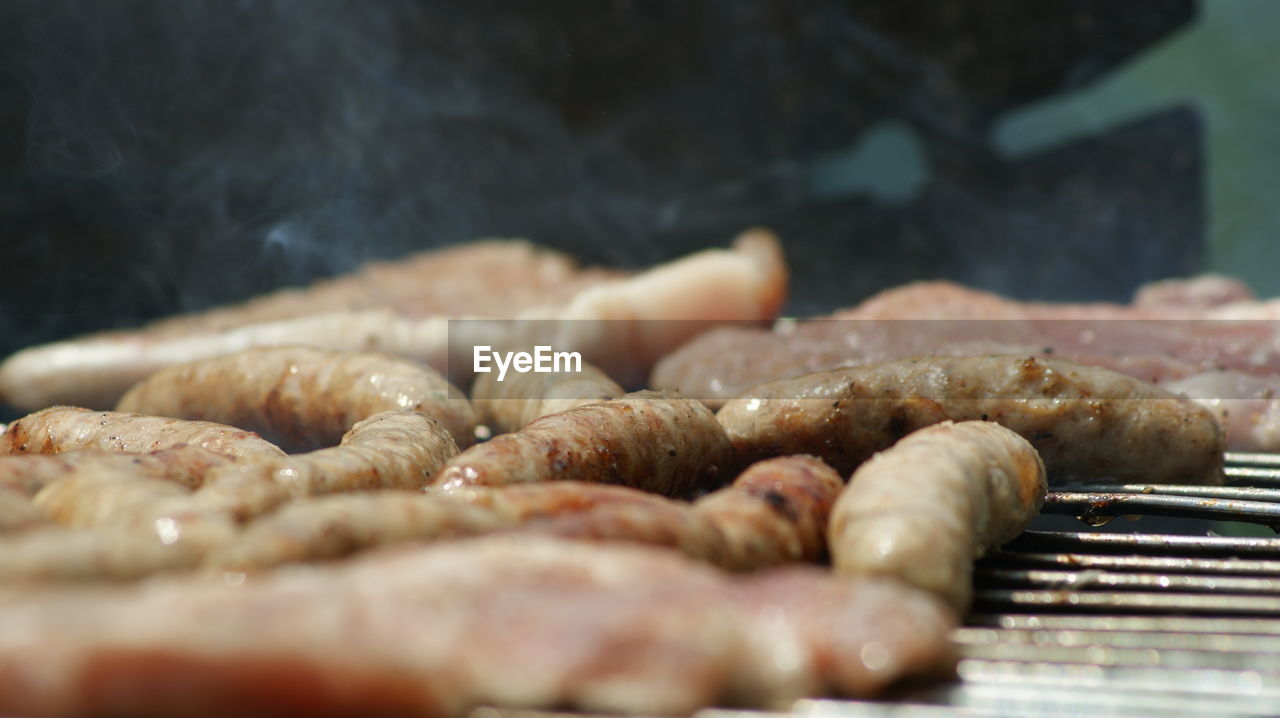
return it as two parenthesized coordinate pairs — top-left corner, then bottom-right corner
(0, 0), (1202, 368)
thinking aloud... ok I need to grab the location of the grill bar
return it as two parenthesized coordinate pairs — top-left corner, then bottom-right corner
(1041, 491), (1280, 526)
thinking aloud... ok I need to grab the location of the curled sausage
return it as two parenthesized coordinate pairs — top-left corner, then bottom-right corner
(828, 421), (1047, 611)
(717, 355), (1225, 484)
(196, 410), (459, 520)
(117, 346), (477, 450)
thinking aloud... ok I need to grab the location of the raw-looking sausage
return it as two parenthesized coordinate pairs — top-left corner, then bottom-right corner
(828, 421), (1047, 611)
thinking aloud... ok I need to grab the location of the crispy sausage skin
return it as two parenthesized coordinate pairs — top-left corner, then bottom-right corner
(692, 455), (842, 570)
(431, 391), (734, 498)
(117, 346), (477, 450)
(717, 355), (1225, 484)
(828, 421), (1047, 611)
(470, 361), (624, 435)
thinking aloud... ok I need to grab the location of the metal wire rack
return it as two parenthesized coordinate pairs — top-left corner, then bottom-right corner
(479, 453), (1280, 717)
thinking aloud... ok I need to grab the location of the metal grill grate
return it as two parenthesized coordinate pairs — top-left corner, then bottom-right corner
(806, 451), (1280, 717)
(478, 454), (1280, 718)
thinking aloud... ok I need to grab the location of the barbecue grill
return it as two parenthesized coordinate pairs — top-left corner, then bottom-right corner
(476, 452), (1280, 717)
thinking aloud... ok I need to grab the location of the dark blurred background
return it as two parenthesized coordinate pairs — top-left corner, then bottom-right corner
(6, 0), (1274, 378)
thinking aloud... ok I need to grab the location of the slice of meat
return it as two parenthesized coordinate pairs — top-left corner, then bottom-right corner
(0, 535), (956, 718)
(470, 361), (624, 434)
(1161, 370), (1280, 453)
(717, 355), (1225, 484)
(431, 391), (734, 498)
(117, 346), (477, 450)
(1132, 274), (1257, 310)
(0, 231), (786, 411)
(828, 421), (1047, 612)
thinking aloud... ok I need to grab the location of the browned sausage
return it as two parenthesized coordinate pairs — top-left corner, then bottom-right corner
(717, 355), (1224, 483)
(0, 407), (285, 460)
(117, 346), (477, 450)
(431, 391), (734, 498)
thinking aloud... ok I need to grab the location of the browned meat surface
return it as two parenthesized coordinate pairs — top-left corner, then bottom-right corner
(692, 455), (842, 570)
(470, 360), (623, 434)
(0, 535), (956, 717)
(117, 346), (477, 450)
(829, 421), (1047, 611)
(0, 231), (785, 410)
(432, 391), (734, 498)
(717, 355), (1225, 484)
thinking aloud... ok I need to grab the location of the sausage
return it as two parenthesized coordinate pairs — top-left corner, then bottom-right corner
(206, 491), (510, 571)
(0, 447), (243, 499)
(0, 407), (285, 460)
(117, 346), (477, 450)
(196, 410), (459, 520)
(470, 361), (623, 434)
(0, 489), (46, 533)
(828, 421), (1047, 611)
(693, 455), (842, 570)
(431, 390), (734, 498)
(210, 455), (840, 573)
(717, 355), (1225, 484)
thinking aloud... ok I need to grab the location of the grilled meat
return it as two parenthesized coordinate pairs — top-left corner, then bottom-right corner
(432, 390), (734, 498)
(717, 355), (1225, 484)
(0, 535), (956, 717)
(828, 421), (1047, 611)
(117, 346), (477, 450)
(0, 232), (785, 410)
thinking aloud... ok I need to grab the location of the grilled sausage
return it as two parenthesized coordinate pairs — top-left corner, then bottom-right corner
(117, 346), (477, 450)
(470, 361), (624, 434)
(693, 455), (842, 570)
(196, 410), (459, 520)
(431, 391), (734, 498)
(717, 355), (1225, 484)
(0, 407), (285, 460)
(206, 491), (510, 571)
(828, 421), (1047, 611)
(212, 455), (841, 573)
